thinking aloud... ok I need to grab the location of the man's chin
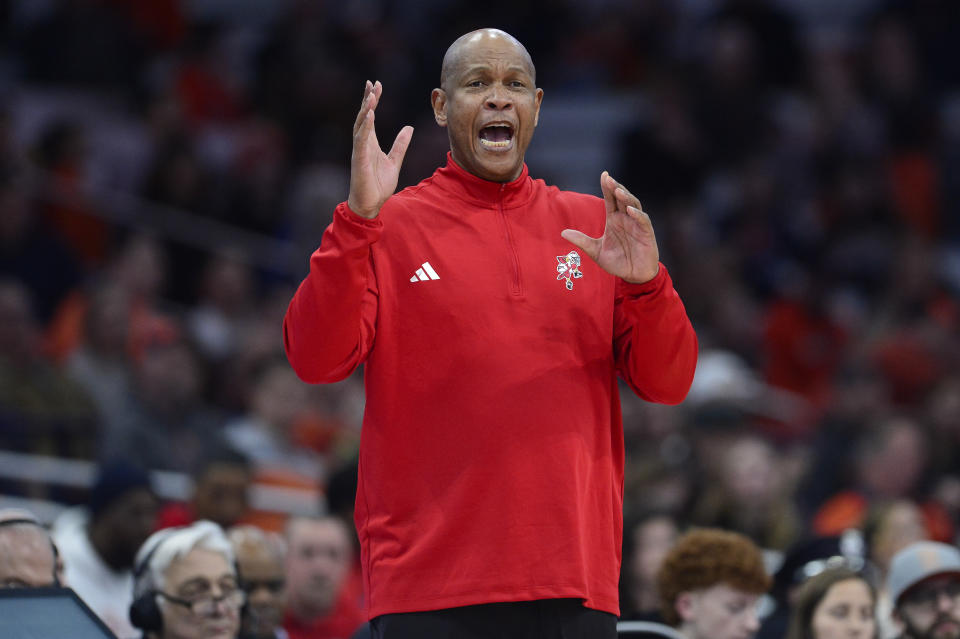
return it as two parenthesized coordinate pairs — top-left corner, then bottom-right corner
(931, 620), (960, 639)
(473, 155), (522, 182)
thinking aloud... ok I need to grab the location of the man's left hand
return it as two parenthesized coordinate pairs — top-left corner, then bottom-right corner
(561, 171), (660, 284)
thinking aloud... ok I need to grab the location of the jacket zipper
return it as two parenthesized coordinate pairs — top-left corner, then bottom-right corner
(498, 184), (522, 296)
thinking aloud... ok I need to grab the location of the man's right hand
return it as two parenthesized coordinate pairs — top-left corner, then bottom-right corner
(347, 80), (414, 219)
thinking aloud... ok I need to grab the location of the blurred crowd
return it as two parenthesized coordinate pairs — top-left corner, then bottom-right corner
(1, 0), (960, 637)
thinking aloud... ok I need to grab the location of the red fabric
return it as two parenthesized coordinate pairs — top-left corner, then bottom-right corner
(175, 64), (242, 126)
(888, 152), (940, 238)
(283, 155), (698, 618)
(283, 588), (366, 639)
(155, 502), (194, 530)
(762, 299), (845, 409)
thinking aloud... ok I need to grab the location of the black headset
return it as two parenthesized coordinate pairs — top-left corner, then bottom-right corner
(129, 527), (178, 634)
(0, 517), (61, 587)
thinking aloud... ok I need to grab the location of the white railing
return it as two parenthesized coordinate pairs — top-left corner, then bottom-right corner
(0, 450), (321, 524)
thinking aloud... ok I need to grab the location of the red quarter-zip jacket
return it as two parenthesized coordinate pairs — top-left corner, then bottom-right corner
(284, 155), (698, 619)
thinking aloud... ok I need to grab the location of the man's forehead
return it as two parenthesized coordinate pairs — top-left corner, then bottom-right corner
(916, 574), (960, 589)
(460, 62), (534, 77)
(0, 547), (55, 579)
(0, 526), (52, 554)
(442, 28), (534, 84)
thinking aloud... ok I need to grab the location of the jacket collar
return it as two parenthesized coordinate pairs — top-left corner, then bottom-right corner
(432, 152), (536, 208)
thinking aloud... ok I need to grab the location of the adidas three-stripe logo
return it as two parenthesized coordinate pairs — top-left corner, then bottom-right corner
(410, 261), (440, 282)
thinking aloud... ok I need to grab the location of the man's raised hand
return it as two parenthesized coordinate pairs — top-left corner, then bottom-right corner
(347, 80), (414, 219)
(560, 171), (660, 284)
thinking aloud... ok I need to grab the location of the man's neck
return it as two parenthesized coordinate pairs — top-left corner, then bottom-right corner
(287, 595), (332, 624)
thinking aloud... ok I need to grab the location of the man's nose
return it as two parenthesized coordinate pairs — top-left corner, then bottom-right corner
(485, 85), (512, 110)
(937, 589), (956, 612)
(743, 609), (760, 633)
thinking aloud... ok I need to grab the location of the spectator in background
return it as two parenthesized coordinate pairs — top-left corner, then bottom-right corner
(187, 253), (257, 364)
(0, 279), (97, 456)
(863, 499), (929, 636)
(0, 508), (61, 588)
(620, 511), (680, 621)
(0, 165), (83, 324)
(130, 520), (243, 639)
(157, 447), (253, 531)
(785, 567), (877, 639)
(758, 532), (869, 639)
(813, 417), (937, 539)
(45, 232), (172, 365)
(52, 460), (158, 638)
(229, 525), (289, 639)
(99, 323), (227, 473)
(886, 541), (960, 639)
(689, 433), (801, 551)
(64, 282), (134, 423)
(224, 359), (324, 482)
(283, 516), (364, 639)
(657, 528), (770, 639)
(323, 458), (363, 622)
(31, 119), (112, 267)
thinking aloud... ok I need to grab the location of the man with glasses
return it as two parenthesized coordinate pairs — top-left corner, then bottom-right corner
(228, 525), (288, 639)
(888, 541), (960, 639)
(130, 520), (244, 639)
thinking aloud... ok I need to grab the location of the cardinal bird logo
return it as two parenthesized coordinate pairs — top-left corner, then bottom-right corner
(556, 251), (584, 290)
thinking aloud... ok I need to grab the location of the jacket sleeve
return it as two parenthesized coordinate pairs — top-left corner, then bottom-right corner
(283, 202), (381, 384)
(613, 263), (698, 405)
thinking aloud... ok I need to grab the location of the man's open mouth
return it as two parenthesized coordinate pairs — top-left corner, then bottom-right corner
(479, 124), (514, 150)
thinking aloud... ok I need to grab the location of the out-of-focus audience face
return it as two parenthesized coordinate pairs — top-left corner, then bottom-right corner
(869, 500), (928, 575)
(787, 569), (876, 639)
(229, 525), (286, 639)
(631, 515), (679, 590)
(200, 255), (253, 314)
(679, 582), (762, 639)
(858, 418), (928, 500)
(723, 436), (778, 506)
(111, 234), (166, 300)
(96, 486), (159, 569)
(192, 459), (252, 529)
(84, 284), (130, 357)
(811, 579), (875, 639)
(897, 575), (960, 639)
(253, 363), (309, 431)
(160, 547), (241, 639)
(284, 517), (351, 618)
(134, 521), (242, 639)
(0, 281), (39, 365)
(0, 510), (58, 588)
(658, 529), (770, 639)
(625, 513), (678, 616)
(137, 339), (202, 410)
(889, 542), (960, 639)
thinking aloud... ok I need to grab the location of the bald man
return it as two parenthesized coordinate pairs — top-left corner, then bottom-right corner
(0, 508), (61, 588)
(284, 28), (698, 638)
(228, 526), (288, 639)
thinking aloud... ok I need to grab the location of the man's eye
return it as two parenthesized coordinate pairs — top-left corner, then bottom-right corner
(468, 81), (484, 88)
(510, 81), (525, 88)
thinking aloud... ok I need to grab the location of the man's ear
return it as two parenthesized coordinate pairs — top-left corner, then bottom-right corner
(891, 608), (906, 634)
(534, 88), (544, 127)
(431, 88), (448, 127)
(676, 591), (696, 622)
